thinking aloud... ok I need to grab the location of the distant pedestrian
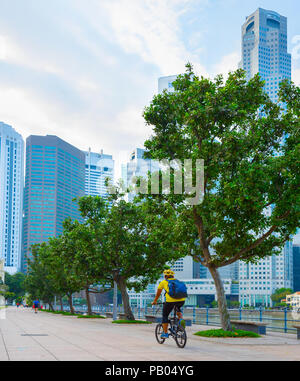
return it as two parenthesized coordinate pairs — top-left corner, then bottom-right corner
(33, 300), (39, 313)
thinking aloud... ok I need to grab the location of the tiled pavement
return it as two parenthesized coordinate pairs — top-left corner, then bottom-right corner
(0, 307), (299, 361)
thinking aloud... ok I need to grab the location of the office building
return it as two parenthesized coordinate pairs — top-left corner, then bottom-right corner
(22, 135), (85, 272)
(122, 148), (160, 201)
(239, 9), (293, 306)
(293, 245), (300, 292)
(158, 75), (178, 93)
(240, 8), (291, 102)
(239, 241), (293, 307)
(84, 148), (114, 199)
(0, 122), (24, 274)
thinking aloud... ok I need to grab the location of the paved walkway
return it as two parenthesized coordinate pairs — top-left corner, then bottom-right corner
(0, 307), (299, 361)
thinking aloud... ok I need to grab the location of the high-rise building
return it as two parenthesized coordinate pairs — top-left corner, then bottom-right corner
(122, 148), (160, 201)
(22, 135), (85, 272)
(240, 8), (291, 102)
(293, 245), (300, 292)
(0, 122), (24, 274)
(239, 8), (293, 306)
(239, 241), (293, 307)
(84, 148), (114, 199)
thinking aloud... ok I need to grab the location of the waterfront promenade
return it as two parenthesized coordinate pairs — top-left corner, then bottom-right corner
(0, 307), (299, 361)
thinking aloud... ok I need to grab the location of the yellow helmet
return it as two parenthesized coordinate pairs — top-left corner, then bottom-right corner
(163, 269), (174, 277)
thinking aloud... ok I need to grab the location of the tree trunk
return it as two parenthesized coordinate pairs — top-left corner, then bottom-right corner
(68, 294), (75, 314)
(117, 277), (135, 320)
(208, 266), (232, 331)
(85, 287), (92, 315)
(59, 296), (64, 311)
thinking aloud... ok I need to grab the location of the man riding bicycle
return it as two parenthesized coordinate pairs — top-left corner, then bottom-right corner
(152, 269), (186, 339)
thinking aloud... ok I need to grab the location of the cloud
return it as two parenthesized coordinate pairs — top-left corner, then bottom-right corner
(101, 0), (208, 76)
(211, 51), (240, 79)
(292, 67), (300, 85)
(0, 0), (214, 172)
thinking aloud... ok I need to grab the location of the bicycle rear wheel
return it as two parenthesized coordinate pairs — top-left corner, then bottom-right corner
(175, 326), (187, 348)
(155, 324), (166, 344)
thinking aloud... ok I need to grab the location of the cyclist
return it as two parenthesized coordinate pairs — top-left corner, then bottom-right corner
(152, 269), (186, 339)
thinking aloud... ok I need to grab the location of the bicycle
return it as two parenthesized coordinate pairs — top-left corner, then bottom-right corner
(154, 303), (187, 348)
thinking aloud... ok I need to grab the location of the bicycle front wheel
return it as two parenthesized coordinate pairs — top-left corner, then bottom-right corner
(175, 326), (187, 348)
(155, 324), (165, 344)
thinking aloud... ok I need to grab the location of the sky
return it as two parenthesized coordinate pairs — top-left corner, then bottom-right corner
(0, 0), (299, 180)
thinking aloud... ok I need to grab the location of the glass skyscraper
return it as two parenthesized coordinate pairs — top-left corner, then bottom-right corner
(240, 8), (291, 102)
(84, 148), (114, 199)
(239, 8), (293, 306)
(293, 245), (300, 292)
(22, 135), (85, 272)
(122, 148), (160, 202)
(0, 122), (24, 274)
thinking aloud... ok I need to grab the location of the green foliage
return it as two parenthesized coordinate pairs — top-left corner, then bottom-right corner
(41, 309), (76, 316)
(2, 291), (15, 302)
(77, 193), (182, 319)
(194, 329), (260, 338)
(78, 194), (179, 291)
(143, 65), (299, 267)
(228, 301), (241, 308)
(271, 288), (293, 304)
(4, 272), (26, 299)
(24, 244), (59, 307)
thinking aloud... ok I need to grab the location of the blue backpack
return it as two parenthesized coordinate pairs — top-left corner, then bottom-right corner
(167, 279), (188, 299)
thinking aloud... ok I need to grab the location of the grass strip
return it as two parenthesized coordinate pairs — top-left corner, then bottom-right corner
(77, 314), (105, 319)
(40, 309), (77, 316)
(194, 328), (260, 338)
(112, 319), (152, 324)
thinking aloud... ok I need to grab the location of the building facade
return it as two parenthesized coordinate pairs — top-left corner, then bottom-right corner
(239, 240), (293, 307)
(238, 8), (293, 307)
(240, 8), (291, 102)
(293, 245), (300, 292)
(158, 75), (178, 94)
(0, 122), (24, 274)
(84, 148), (114, 199)
(22, 135), (85, 272)
(123, 148), (160, 201)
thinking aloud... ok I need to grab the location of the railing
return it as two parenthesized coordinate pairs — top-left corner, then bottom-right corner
(54, 304), (300, 334)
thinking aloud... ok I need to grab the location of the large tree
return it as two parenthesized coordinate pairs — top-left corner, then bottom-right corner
(142, 65), (300, 330)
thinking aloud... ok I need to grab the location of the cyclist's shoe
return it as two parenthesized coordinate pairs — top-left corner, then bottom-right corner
(179, 319), (186, 329)
(161, 332), (169, 339)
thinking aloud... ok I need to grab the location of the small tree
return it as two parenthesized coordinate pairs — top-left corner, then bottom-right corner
(25, 245), (59, 311)
(4, 272), (26, 300)
(41, 236), (83, 313)
(271, 288), (293, 306)
(78, 194), (182, 320)
(142, 65), (300, 330)
(61, 219), (111, 315)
